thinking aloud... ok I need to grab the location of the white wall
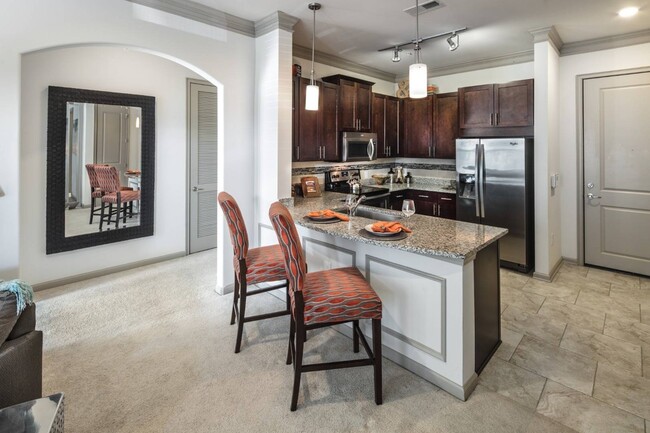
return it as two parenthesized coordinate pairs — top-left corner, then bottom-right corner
(430, 62), (534, 93)
(1, 0), (256, 291)
(20, 46), (200, 284)
(559, 42), (650, 260)
(292, 57), (396, 95)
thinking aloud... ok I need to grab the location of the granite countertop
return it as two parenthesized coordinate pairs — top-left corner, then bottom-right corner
(381, 183), (457, 194)
(283, 192), (508, 264)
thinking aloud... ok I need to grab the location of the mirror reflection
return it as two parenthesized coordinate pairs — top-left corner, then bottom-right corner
(64, 102), (142, 237)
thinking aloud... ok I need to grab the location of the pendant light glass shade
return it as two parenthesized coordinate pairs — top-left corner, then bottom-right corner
(409, 63), (428, 99)
(305, 84), (319, 111)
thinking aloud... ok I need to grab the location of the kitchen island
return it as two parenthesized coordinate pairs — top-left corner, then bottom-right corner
(273, 192), (507, 400)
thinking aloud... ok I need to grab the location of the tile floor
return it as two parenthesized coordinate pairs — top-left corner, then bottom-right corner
(479, 263), (650, 433)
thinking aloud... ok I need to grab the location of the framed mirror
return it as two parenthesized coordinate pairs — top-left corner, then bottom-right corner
(46, 86), (155, 254)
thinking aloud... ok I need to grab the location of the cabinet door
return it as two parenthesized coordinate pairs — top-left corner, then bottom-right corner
(407, 190), (435, 216)
(403, 97), (433, 158)
(385, 96), (399, 158)
(434, 92), (458, 159)
(495, 79), (533, 127)
(320, 82), (339, 160)
(459, 84), (494, 129)
(339, 79), (357, 130)
(357, 83), (373, 131)
(437, 193), (457, 219)
(372, 94), (386, 157)
(390, 191), (406, 211)
(296, 78), (321, 161)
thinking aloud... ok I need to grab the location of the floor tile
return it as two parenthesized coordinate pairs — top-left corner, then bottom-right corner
(495, 326), (524, 362)
(501, 285), (546, 314)
(610, 285), (650, 306)
(644, 349), (650, 378)
(604, 316), (650, 347)
(501, 303), (508, 314)
(593, 363), (650, 419)
(537, 298), (606, 333)
(641, 278), (650, 290)
(555, 272), (611, 295)
(511, 335), (597, 395)
(587, 268), (641, 289)
(502, 307), (567, 345)
(522, 278), (580, 304)
(560, 325), (642, 375)
(557, 261), (589, 278)
(575, 290), (641, 322)
(537, 380), (645, 433)
(525, 414), (578, 433)
(479, 357), (547, 409)
(643, 304), (650, 325)
(501, 270), (532, 290)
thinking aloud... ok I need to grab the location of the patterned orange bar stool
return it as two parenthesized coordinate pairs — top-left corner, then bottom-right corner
(269, 202), (383, 411)
(94, 165), (140, 231)
(218, 192), (290, 353)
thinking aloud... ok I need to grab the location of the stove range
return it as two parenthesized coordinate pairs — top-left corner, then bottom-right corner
(324, 169), (391, 208)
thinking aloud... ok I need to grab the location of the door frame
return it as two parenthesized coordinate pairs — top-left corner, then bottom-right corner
(575, 66), (650, 266)
(186, 78), (217, 254)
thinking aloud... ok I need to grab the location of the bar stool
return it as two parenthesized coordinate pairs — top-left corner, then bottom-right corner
(218, 192), (290, 353)
(268, 202), (383, 411)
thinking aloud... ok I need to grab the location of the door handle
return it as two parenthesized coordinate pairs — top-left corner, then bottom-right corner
(587, 193), (602, 199)
(192, 186), (204, 192)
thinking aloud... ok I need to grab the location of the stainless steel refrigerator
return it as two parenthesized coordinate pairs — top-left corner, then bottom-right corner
(456, 138), (534, 273)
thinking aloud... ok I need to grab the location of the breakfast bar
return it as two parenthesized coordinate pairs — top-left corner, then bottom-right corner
(276, 192), (508, 400)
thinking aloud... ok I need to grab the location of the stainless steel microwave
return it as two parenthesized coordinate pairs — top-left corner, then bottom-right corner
(340, 132), (377, 162)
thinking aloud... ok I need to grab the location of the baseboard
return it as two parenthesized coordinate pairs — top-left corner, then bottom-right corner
(32, 252), (186, 291)
(562, 257), (578, 265)
(533, 257), (562, 282)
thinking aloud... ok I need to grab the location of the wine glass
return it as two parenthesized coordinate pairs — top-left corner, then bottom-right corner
(345, 194), (357, 217)
(402, 199), (415, 219)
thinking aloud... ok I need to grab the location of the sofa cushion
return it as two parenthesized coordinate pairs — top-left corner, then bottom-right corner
(0, 292), (19, 345)
(8, 303), (36, 341)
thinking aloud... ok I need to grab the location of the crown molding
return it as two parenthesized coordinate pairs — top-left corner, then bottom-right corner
(530, 26), (564, 53)
(293, 44), (397, 83)
(560, 28), (650, 56)
(127, 0), (256, 36)
(255, 11), (299, 37)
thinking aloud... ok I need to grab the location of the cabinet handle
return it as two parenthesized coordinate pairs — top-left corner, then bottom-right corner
(297, 146), (300, 160)
(490, 113), (494, 126)
(496, 112), (500, 125)
(440, 197), (453, 201)
(418, 194), (430, 198)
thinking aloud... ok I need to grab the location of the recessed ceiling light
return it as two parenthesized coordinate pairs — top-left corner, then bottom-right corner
(618, 6), (639, 17)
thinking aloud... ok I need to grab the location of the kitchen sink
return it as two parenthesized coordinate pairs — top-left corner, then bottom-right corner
(333, 207), (403, 222)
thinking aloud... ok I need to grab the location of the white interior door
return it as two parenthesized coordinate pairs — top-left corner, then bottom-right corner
(95, 104), (129, 185)
(188, 81), (219, 253)
(584, 71), (650, 276)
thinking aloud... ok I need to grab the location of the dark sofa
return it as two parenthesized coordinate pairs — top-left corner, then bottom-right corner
(0, 292), (42, 408)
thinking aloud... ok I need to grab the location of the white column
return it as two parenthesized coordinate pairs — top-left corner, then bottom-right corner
(531, 27), (563, 280)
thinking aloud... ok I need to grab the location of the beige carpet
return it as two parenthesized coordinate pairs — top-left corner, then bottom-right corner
(36, 250), (573, 433)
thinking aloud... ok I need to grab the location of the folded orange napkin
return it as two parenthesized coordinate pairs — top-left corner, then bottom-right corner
(307, 209), (350, 221)
(371, 221), (412, 234)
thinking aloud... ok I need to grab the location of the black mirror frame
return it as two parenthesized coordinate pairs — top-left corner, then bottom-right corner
(46, 86), (156, 254)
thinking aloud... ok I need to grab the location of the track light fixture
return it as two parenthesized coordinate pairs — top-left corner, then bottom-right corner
(447, 32), (459, 51)
(392, 47), (402, 62)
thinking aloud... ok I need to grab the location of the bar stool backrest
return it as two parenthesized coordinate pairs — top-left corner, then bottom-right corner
(94, 165), (121, 194)
(217, 192), (249, 260)
(268, 202), (307, 294)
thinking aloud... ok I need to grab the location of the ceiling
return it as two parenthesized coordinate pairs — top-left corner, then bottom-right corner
(194, 0), (650, 77)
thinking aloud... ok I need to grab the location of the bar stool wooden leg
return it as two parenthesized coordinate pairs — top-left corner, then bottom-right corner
(287, 316), (295, 365)
(290, 326), (304, 412)
(234, 278), (247, 354)
(372, 318), (383, 405)
(353, 320), (360, 353)
(230, 273), (239, 326)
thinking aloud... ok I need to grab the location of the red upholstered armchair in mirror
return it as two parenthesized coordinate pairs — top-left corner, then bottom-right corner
(93, 165), (140, 231)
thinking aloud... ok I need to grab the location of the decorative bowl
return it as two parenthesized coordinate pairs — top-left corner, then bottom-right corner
(371, 175), (389, 185)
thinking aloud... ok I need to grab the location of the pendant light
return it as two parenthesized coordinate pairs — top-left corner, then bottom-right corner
(409, 0), (427, 99)
(305, 3), (321, 111)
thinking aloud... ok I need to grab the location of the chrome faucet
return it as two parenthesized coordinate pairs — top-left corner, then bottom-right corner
(349, 195), (366, 216)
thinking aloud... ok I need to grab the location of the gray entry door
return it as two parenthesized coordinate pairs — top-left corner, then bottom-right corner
(584, 71), (650, 276)
(188, 80), (219, 253)
(95, 104), (129, 185)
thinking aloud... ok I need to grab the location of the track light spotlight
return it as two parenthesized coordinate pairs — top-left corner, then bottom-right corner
(447, 32), (459, 51)
(392, 47), (401, 62)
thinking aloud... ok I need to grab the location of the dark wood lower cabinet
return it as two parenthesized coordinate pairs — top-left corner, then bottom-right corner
(474, 241), (501, 373)
(389, 190), (456, 219)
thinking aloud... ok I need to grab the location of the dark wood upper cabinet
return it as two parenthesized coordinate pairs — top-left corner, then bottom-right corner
(459, 79), (534, 138)
(400, 96), (434, 158)
(372, 94), (399, 158)
(434, 92), (458, 159)
(292, 77), (339, 162)
(322, 75), (374, 132)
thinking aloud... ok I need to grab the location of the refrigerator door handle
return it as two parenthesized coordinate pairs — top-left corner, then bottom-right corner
(480, 143), (486, 219)
(475, 143), (481, 218)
